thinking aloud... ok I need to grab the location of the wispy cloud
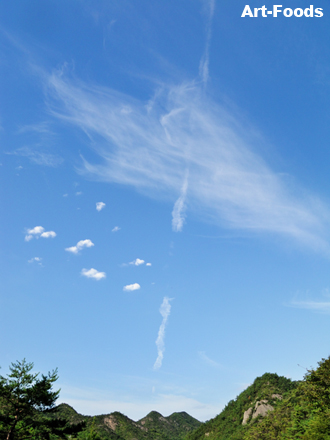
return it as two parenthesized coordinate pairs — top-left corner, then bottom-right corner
(96, 201), (106, 211)
(198, 351), (221, 368)
(25, 226), (56, 241)
(81, 268), (106, 280)
(7, 146), (63, 167)
(172, 171), (188, 232)
(289, 299), (330, 314)
(129, 258), (145, 266)
(28, 257), (42, 265)
(18, 121), (54, 135)
(146, 263), (152, 266)
(154, 297), (172, 370)
(65, 239), (94, 254)
(199, 0), (216, 85)
(123, 283), (141, 292)
(44, 68), (330, 252)
(112, 226), (120, 233)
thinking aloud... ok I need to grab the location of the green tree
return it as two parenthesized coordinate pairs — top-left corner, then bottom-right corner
(77, 419), (102, 440)
(0, 359), (82, 440)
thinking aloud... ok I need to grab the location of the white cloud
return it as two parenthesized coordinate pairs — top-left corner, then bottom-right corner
(112, 226), (120, 232)
(27, 226), (45, 235)
(146, 263), (152, 266)
(289, 299), (330, 314)
(66, 239), (94, 254)
(63, 193), (68, 197)
(45, 67), (330, 253)
(96, 201), (106, 211)
(172, 171), (188, 232)
(25, 226), (56, 241)
(75, 191), (83, 196)
(28, 257), (42, 264)
(8, 146), (63, 167)
(154, 297), (172, 370)
(129, 258), (145, 266)
(40, 231), (56, 238)
(81, 268), (106, 280)
(199, 0), (216, 85)
(123, 283), (141, 292)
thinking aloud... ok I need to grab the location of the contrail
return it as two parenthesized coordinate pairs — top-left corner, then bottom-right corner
(199, 0), (216, 85)
(154, 297), (172, 370)
(172, 170), (189, 232)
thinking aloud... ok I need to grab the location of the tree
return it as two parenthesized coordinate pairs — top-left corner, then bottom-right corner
(0, 359), (82, 440)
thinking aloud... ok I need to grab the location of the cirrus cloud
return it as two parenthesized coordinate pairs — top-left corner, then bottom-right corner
(45, 70), (330, 252)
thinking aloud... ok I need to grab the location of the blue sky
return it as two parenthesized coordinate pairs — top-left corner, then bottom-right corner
(1, 0), (330, 422)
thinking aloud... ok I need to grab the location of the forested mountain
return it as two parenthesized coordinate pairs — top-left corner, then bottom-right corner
(186, 356), (330, 440)
(185, 372), (297, 440)
(50, 404), (202, 440)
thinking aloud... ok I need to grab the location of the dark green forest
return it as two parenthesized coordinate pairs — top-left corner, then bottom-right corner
(1, 357), (330, 440)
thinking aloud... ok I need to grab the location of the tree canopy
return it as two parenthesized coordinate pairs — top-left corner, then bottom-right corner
(0, 359), (83, 440)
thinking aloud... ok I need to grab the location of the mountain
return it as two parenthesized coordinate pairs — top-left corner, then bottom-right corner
(185, 373), (298, 440)
(186, 356), (330, 440)
(50, 404), (201, 440)
(50, 355), (330, 440)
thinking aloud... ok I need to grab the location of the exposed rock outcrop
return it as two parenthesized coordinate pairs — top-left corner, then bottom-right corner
(253, 400), (274, 419)
(242, 394), (282, 425)
(242, 407), (253, 425)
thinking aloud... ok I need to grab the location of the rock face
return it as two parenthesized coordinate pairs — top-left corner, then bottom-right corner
(252, 400), (274, 419)
(242, 407), (253, 425)
(242, 395), (282, 425)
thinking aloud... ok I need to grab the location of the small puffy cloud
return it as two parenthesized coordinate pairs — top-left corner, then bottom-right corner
(66, 239), (94, 254)
(25, 226), (56, 241)
(129, 258), (145, 266)
(28, 226), (44, 235)
(76, 191), (83, 196)
(81, 268), (106, 280)
(28, 257), (42, 264)
(96, 202), (106, 211)
(123, 283), (141, 292)
(40, 231), (56, 238)
(112, 226), (120, 232)
(146, 263), (152, 266)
